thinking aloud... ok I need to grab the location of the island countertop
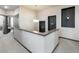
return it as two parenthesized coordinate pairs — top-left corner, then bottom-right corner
(14, 28), (59, 36)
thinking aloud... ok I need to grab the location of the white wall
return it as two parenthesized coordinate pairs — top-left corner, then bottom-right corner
(38, 5), (79, 41)
(13, 14), (19, 28)
(0, 9), (5, 15)
(14, 28), (59, 53)
(60, 6), (79, 40)
(0, 9), (5, 30)
(14, 29), (45, 53)
(0, 16), (4, 27)
(19, 6), (36, 31)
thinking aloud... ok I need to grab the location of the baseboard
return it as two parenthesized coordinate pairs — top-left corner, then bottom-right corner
(14, 36), (79, 53)
(59, 36), (79, 42)
(14, 37), (32, 53)
(13, 37), (60, 53)
(52, 42), (60, 53)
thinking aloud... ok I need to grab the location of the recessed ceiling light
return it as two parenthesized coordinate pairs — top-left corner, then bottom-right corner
(4, 6), (8, 9)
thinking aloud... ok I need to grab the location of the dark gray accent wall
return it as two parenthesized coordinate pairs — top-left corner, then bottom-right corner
(61, 6), (75, 28)
(39, 21), (45, 32)
(48, 15), (56, 30)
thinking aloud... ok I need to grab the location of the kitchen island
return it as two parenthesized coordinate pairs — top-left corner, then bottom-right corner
(13, 28), (59, 53)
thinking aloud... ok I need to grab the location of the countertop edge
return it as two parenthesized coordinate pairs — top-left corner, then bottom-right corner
(14, 28), (59, 36)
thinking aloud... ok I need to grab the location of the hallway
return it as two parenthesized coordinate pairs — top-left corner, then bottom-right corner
(0, 31), (29, 53)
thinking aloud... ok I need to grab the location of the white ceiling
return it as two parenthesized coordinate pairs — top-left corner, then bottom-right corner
(22, 5), (57, 11)
(0, 5), (19, 11)
(0, 5), (58, 11)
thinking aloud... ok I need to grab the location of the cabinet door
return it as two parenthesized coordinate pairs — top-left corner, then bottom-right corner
(48, 15), (56, 30)
(39, 21), (45, 32)
(61, 7), (75, 28)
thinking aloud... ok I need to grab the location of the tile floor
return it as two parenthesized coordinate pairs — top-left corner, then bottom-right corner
(0, 31), (79, 53)
(54, 38), (79, 53)
(0, 31), (29, 53)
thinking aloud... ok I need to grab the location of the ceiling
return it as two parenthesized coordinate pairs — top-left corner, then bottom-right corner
(22, 5), (57, 11)
(0, 5), (19, 11)
(0, 5), (58, 11)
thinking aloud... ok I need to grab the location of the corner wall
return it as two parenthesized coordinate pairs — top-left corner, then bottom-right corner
(19, 6), (36, 31)
(38, 5), (79, 41)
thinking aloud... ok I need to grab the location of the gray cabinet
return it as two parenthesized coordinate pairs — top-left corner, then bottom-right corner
(61, 6), (75, 28)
